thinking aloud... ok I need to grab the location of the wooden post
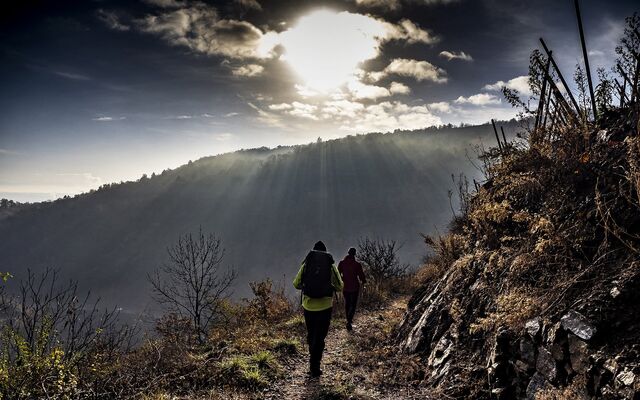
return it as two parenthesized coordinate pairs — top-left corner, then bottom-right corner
(491, 119), (503, 152)
(535, 55), (577, 124)
(535, 56), (552, 131)
(542, 85), (553, 127)
(540, 38), (581, 115)
(500, 126), (507, 145)
(574, 0), (598, 121)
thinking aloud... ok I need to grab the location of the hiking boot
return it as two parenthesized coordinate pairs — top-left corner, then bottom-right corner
(308, 368), (322, 378)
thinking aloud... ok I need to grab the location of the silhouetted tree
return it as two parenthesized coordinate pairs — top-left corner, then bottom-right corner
(148, 228), (237, 343)
(0, 267), (131, 365)
(357, 237), (408, 284)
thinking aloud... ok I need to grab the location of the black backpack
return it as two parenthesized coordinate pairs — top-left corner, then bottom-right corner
(302, 251), (334, 298)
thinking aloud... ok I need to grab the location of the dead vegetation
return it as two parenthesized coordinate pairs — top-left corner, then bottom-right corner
(396, 10), (640, 399)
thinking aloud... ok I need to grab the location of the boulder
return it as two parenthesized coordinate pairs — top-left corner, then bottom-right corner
(617, 369), (635, 387)
(526, 372), (547, 400)
(567, 334), (589, 374)
(525, 317), (542, 338)
(537, 346), (557, 381)
(561, 310), (596, 340)
(520, 338), (536, 365)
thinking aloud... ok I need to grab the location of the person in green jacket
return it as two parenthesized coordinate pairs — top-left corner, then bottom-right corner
(293, 241), (343, 377)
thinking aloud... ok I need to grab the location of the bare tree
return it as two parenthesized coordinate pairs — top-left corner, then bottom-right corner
(357, 237), (409, 284)
(148, 228), (237, 343)
(0, 268), (134, 372)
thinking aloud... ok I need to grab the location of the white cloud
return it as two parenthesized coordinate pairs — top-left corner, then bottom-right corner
(439, 50), (473, 62)
(454, 93), (501, 106)
(247, 102), (282, 127)
(373, 58), (447, 83)
(224, 112), (239, 117)
(268, 103), (293, 111)
(389, 81), (411, 95)
(347, 81), (391, 100)
(428, 101), (451, 113)
(0, 149), (22, 156)
(288, 102), (319, 120)
(384, 19), (439, 45)
(230, 64), (264, 77)
(338, 101), (441, 132)
(92, 116), (126, 121)
(321, 100), (365, 119)
(54, 71), (91, 81)
(267, 102), (318, 120)
(483, 75), (532, 96)
(295, 84), (320, 97)
(97, 9), (130, 31)
(137, 4), (269, 59)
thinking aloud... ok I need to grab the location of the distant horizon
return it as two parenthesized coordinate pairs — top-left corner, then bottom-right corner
(1, 117), (514, 203)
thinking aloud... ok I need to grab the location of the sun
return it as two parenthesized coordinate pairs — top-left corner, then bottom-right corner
(277, 9), (387, 92)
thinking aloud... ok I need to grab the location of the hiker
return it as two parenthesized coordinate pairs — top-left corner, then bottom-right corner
(293, 241), (343, 377)
(338, 247), (366, 331)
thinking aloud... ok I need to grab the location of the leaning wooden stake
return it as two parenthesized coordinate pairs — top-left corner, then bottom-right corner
(540, 38), (581, 115)
(500, 126), (507, 145)
(542, 85), (553, 127)
(535, 55), (577, 124)
(491, 119), (503, 152)
(574, 0), (598, 121)
(535, 56), (552, 131)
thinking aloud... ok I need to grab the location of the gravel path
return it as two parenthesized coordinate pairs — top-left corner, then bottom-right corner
(269, 297), (432, 400)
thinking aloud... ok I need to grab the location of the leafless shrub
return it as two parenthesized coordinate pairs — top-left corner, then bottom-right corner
(148, 228), (237, 344)
(357, 237), (409, 285)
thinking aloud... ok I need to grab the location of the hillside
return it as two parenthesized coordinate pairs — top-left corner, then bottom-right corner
(0, 123), (516, 313)
(395, 98), (640, 397)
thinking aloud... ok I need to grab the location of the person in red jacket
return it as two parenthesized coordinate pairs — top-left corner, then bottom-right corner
(338, 247), (366, 331)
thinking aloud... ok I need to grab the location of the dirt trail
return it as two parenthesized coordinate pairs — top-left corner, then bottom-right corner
(268, 297), (432, 400)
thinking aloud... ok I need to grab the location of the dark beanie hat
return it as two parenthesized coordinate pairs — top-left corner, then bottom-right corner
(313, 241), (327, 252)
(348, 247), (356, 256)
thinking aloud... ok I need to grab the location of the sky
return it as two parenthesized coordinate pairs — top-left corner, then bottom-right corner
(0, 0), (637, 202)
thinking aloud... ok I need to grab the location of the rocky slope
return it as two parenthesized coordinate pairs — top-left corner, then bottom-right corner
(395, 107), (640, 399)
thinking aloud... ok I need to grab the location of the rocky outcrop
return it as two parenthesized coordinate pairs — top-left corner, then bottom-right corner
(395, 105), (640, 398)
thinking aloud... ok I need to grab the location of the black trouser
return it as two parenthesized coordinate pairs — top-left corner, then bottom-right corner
(343, 291), (359, 324)
(303, 307), (332, 372)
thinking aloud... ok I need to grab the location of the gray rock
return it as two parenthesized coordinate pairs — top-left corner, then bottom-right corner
(603, 358), (618, 375)
(617, 369), (635, 387)
(526, 372), (547, 400)
(610, 287), (621, 298)
(568, 334), (589, 374)
(545, 321), (564, 345)
(428, 334), (452, 368)
(561, 310), (596, 340)
(550, 343), (564, 361)
(537, 346), (557, 381)
(520, 338), (536, 365)
(525, 317), (542, 338)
